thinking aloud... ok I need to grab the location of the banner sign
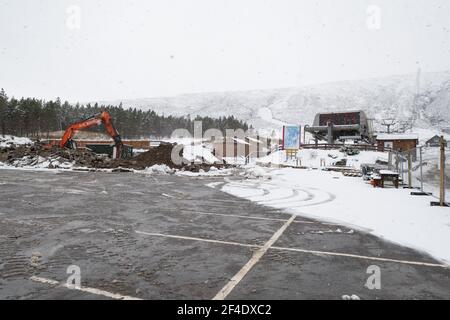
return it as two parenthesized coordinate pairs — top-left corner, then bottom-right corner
(282, 126), (301, 150)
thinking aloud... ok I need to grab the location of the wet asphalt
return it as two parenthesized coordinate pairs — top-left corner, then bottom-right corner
(0, 169), (449, 300)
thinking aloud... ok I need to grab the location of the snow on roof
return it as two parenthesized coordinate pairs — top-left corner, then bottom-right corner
(376, 134), (419, 141)
(426, 135), (442, 141)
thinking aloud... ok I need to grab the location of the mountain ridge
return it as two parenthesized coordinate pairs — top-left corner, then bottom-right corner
(98, 70), (450, 135)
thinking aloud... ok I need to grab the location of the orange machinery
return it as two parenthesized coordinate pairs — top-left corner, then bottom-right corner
(59, 111), (124, 158)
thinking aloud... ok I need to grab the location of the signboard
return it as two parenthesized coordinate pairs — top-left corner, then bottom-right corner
(282, 126), (301, 150)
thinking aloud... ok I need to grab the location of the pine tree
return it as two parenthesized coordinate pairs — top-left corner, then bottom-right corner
(0, 94), (249, 139)
(0, 89), (7, 137)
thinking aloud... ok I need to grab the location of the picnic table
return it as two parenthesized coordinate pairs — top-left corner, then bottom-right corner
(371, 170), (400, 189)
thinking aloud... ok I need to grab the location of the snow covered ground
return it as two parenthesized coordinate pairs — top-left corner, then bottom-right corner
(219, 166), (450, 265)
(176, 166), (235, 177)
(0, 135), (32, 148)
(257, 149), (388, 169)
(2, 155), (75, 170)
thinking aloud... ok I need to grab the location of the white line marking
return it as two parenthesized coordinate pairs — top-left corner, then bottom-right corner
(135, 231), (260, 249)
(162, 193), (175, 198)
(178, 210), (315, 224)
(30, 276), (142, 300)
(30, 276), (59, 286)
(135, 231), (449, 269)
(270, 247), (448, 268)
(213, 215), (297, 300)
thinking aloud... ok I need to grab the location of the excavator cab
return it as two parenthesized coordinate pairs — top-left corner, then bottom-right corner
(65, 139), (77, 150)
(59, 111), (126, 159)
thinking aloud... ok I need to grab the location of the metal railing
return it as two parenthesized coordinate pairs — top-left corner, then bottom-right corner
(301, 143), (391, 152)
(389, 139), (449, 206)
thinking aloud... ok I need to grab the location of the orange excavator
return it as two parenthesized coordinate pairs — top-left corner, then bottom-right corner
(59, 111), (124, 158)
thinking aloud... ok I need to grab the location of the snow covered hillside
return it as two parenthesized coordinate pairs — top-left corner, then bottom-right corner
(102, 70), (450, 135)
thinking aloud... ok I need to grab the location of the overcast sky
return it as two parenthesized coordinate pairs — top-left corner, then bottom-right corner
(1, 0), (450, 102)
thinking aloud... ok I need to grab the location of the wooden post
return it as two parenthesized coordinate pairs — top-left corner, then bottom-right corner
(440, 136), (445, 206)
(388, 152), (393, 170)
(408, 151), (412, 188)
(400, 157), (404, 184)
(256, 135), (260, 158)
(419, 146), (424, 192)
(303, 126), (306, 145)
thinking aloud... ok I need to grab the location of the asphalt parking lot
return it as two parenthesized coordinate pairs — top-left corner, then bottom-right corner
(0, 169), (449, 300)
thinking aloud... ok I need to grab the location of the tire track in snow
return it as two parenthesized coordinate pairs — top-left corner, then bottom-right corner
(219, 180), (336, 211)
(259, 188), (314, 204)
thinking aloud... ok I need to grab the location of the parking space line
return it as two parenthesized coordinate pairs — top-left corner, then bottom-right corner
(177, 210), (315, 224)
(135, 230), (449, 269)
(30, 276), (59, 286)
(30, 276), (142, 300)
(213, 215), (297, 300)
(270, 246), (448, 268)
(135, 231), (261, 248)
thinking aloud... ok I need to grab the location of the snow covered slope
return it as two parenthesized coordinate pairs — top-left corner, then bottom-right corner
(102, 71), (450, 135)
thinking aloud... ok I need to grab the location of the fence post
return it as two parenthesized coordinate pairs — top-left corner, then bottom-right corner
(408, 151), (412, 188)
(395, 151), (399, 173)
(400, 155), (404, 184)
(419, 146), (424, 193)
(440, 136), (446, 206)
(256, 135), (260, 159)
(388, 152), (393, 170)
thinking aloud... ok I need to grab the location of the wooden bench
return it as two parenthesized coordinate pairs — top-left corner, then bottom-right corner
(372, 170), (400, 189)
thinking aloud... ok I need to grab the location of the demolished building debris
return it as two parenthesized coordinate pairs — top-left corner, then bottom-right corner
(0, 141), (228, 172)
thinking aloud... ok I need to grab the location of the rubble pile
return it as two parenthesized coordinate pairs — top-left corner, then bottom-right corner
(108, 143), (228, 172)
(0, 144), (113, 169)
(0, 141), (228, 172)
(130, 142), (183, 169)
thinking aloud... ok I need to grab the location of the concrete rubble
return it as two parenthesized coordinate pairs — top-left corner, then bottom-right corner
(0, 141), (229, 172)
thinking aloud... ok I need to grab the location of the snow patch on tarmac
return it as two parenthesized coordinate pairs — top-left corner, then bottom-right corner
(220, 166), (450, 265)
(176, 166), (235, 177)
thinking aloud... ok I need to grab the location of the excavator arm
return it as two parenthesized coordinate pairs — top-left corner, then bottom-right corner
(60, 111), (123, 158)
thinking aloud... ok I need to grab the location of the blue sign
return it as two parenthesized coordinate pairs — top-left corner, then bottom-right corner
(283, 126), (301, 150)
